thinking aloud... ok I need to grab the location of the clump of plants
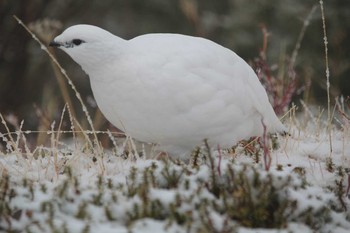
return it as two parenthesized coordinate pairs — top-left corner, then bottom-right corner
(1, 143), (347, 233)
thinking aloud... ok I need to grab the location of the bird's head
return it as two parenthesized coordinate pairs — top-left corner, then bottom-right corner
(49, 24), (125, 71)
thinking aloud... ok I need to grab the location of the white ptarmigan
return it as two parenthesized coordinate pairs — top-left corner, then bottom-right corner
(49, 24), (287, 156)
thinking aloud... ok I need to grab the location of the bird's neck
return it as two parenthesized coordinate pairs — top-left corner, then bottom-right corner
(79, 41), (127, 81)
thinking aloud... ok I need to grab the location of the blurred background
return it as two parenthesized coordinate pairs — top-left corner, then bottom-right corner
(0, 0), (349, 143)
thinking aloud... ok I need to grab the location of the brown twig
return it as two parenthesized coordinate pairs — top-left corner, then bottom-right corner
(261, 118), (271, 171)
(13, 15), (103, 158)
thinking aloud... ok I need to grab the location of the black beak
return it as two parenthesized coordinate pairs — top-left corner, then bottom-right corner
(49, 40), (61, 47)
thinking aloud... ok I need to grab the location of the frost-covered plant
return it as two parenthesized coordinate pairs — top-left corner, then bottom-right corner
(0, 151), (344, 233)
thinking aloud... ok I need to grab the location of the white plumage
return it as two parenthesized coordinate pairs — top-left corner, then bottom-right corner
(50, 25), (287, 156)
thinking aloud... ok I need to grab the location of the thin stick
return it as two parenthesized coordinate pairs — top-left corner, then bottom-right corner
(217, 144), (222, 177)
(1, 130), (125, 137)
(319, 1), (332, 156)
(13, 15), (103, 156)
(0, 113), (17, 153)
(290, 5), (317, 68)
(261, 118), (271, 171)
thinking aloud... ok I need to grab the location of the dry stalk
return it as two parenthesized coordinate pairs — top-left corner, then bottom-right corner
(0, 113), (18, 153)
(261, 118), (271, 171)
(13, 15), (103, 157)
(290, 5), (318, 68)
(319, 1), (332, 156)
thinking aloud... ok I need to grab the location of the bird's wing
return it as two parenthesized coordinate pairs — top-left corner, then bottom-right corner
(128, 33), (267, 117)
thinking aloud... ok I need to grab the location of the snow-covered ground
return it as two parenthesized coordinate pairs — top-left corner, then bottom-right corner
(0, 116), (349, 233)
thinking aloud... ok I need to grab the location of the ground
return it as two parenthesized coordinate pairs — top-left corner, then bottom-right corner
(0, 112), (350, 233)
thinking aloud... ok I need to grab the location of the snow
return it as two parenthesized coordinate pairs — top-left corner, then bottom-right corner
(0, 121), (349, 232)
(238, 223), (314, 233)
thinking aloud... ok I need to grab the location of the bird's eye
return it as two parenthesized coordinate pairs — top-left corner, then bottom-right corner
(72, 39), (84, 46)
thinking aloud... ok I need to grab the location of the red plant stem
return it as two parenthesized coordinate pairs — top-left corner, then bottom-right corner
(259, 24), (269, 58)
